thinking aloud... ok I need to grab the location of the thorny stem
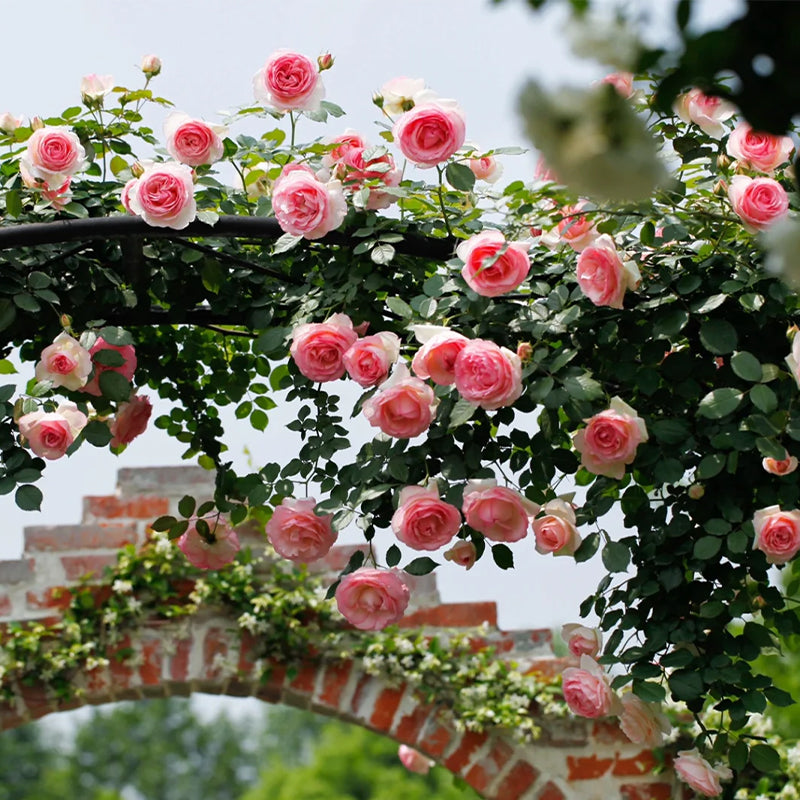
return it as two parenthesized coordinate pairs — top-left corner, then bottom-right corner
(435, 165), (453, 238)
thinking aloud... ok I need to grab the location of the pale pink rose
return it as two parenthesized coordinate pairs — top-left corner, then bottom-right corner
(561, 623), (602, 659)
(21, 126), (86, 188)
(266, 497), (337, 563)
(379, 77), (435, 116)
(34, 332), (92, 391)
(392, 483), (462, 551)
(763, 455), (798, 475)
(120, 178), (137, 214)
(80, 73), (114, 103)
(17, 401), (87, 460)
(573, 396), (648, 480)
(600, 72), (634, 98)
(272, 163), (346, 240)
(343, 332), (401, 388)
(462, 479), (539, 543)
(457, 230), (531, 297)
(556, 204), (600, 252)
(19, 161), (72, 209)
(141, 54), (162, 77)
(164, 112), (226, 167)
(576, 234), (641, 308)
(786, 335), (800, 389)
(253, 50), (325, 112)
(727, 122), (794, 174)
(534, 155), (558, 183)
(177, 519), (240, 570)
(110, 393), (152, 448)
(398, 745), (434, 775)
(81, 337), (137, 397)
(321, 130), (367, 170)
(411, 325), (469, 386)
(673, 750), (732, 797)
(468, 155), (503, 183)
(335, 567), (410, 630)
(753, 505), (800, 564)
(443, 540), (477, 569)
(618, 693), (671, 747)
(290, 313), (358, 382)
(393, 100), (466, 168)
(0, 112), (23, 133)
(674, 88), (736, 139)
(361, 364), (438, 439)
(533, 499), (581, 556)
(331, 145), (402, 209)
(728, 175), (789, 232)
(127, 161), (196, 229)
(561, 655), (619, 719)
(453, 339), (522, 410)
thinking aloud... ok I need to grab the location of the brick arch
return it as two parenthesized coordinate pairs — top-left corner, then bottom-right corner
(0, 467), (679, 800)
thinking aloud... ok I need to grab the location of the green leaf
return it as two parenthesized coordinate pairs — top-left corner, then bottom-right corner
(491, 543), (514, 569)
(269, 364), (290, 391)
(5, 189), (22, 217)
(764, 686), (794, 706)
(255, 327), (291, 357)
(99, 371), (132, 402)
(27, 271), (51, 290)
(574, 531), (600, 563)
(650, 419), (690, 444)
(201, 260), (224, 294)
(371, 243), (395, 265)
(386, 296), (413, 318)
(178, 495), (196, 518)
(15, 484), (42, 511)
(151, 515), (177, 532)
(404, 556), (438, 576)
(668, 669), (704, 701)
(729, 740), (749, 771)
(83, 420), (113, 447)
(602, 541), (630, 572)
(448, 398), (477, 428)
(700, 319), (737, 354)
(0, 300), (16, 332)
(750, 384), (778, 414)
(750, 744), (780, 773)
(693, 536), (721, 559)
(563, 374), (603, 401)
(445, 162), (476, 191)
(632, 679), (666, 703)
(696, 453), (725, 479)
(250, 409), (268, 431)
(730, 351), (762, 382)
(697, 388), (743, 419)
(0, 359), (17, 374)
(98, 326), (134, 346)
(273, 233), (302, 254)
(386, 544), (401, 568)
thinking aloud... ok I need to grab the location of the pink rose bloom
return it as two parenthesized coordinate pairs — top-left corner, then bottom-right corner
(573, 396), (648, 480)
(322, 130), (367, 170)
(343, 331), (401, 388)
(674, 88), (736, 139)
(673, 750), (732, 797)
(411, 325), (469, 386)
(34, 332), (92, 391)
(618, 693), (671, 747)
(533, 499), (581, 556)
(728, 175), (789, 232)
(763, 455), (798, 475)
(561, 623), (602, 659)
(120, 178), (138, 214)
(164, 112), (226, 167)
(462, 479), (539, 543)
(392, 483), (462, 551)
(272, 163), (346, 240)
(443, 540), (477, 569)
(561, 655), (619, 719)
(110, 393), (152, 448)
(335, 567), (410, 630)
(398, 745), (434, 775)
(727, 122), (794, 173)
(332, 145), (402, 210)
(80, 73), (114, 103)
(786, 335), (800, 389)
(141, 54), (162, 77)
(253, 50), (325, 112)
(457, 230), (531, 297)
(556, 204), (600, 252)
(379, 77), (435, 116)
(21, 125), (86, 188)
(576, 234), (641, 308)
(266, 497), (337, 563)
(177, 519), (240, 570)
(19, 161), (72, 209)
(468, 155), (503, 183)
(453, 339), (522, 410)
(600, 72), (634, 98)
(127, 161), (196, 229)
(290, 313), (358, 382)
(393, 100), (466, 168)
(18, 401), (87, 460)
(361, 364), (438, 439)
(753, 505), (800, 564)
(81, 337), (137, 397)
(534, 155), (558, 183)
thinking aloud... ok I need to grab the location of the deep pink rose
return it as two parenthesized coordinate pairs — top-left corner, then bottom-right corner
(272, 163), (346, 240)
(393, 101), (466, 168)
(411, 325), (469, 386)
(556, 204), (600, 252)
(21, 126), (86, 188)
(462, 479), (538, 543)
(322, 130), (367, 170)
(335, 568), (410, 630)
(81, 337), (137, 397)
(763, 455), (798, 475)
(17, 401), (87, 460)
(753, 505), (800, 564)
(398, 745), (433, 775)
(266, 497), (337, 563)
(35, 332), (92, 391)
(110, 393), (152, 448)
(561, 623), (602, 659)
(468, 155), (503, 183)
(443, 540), (477, 569)
(576, 234), (640, 308)
(343, 332), (401, 388)
(674, 88), (736, 139)
(253, 50), (325, 112)
(573, 397), (648, 479)
(457, 230), (530, 297)
(361, 364), (438, 439)
(561, 655), (618, 719)
(164, 112), (226, 167)
(727, 122), (794, 173)
(673, 750), (732, 797)
(453, 339), (522, 410)
(127, 162), (196, 229)
(177, 519), (240, 570)
(618, 693), (670, 747)
(290, 313), (358, 382)
(728, 175), (789, 232)
(533, 499), (581, 556)
(392, 483), (462, 551)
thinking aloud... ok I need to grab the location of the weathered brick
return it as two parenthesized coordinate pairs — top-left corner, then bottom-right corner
(0, 594), (11, 617)
(537, 780), (566, 800)
(138, 639), (163, 686)
(201, 627), (229, 680)
(395, 701), (434, 742)
(443, 730), (489, 773)
(620, 782), (673, 800)
(465, 736), (514, 792)
(496, 761), (540, 799)
(417, 718), (454, 758)
(286, 662), (318, 695)
(0, 559), (34, 584)
(169, 637), (193, 682)
(237, 631), (258, 674)
(25, 524), (137, 552)
(26, 587), (72, 611)
(61, 554), (118, 580)
(84, 495), (169, 521)
(117, 467), (213, 498)
(524, 656), (572, 680)
(567, 754), (614, 780)
(400, 602), (497, 628)
(19, 685), (53, 720)
(316, 660), (352, 710)
(107, 636), (135, 691)
(369, 684), (405, 732)
(613, 749), (660, 777)
(593, 719), (630, 744)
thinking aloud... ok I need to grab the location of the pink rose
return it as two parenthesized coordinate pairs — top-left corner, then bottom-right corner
(343, 331), (401, 388)
(0, 112), (23, 133)
(164, 112), (226, 167)
(453, 339), (522, 410)
(600, 72), (634, 98)
(561, 655), (619, 719)
(379, 77), (434, 116)
(290, 313), (358, 382)
(728, 175), (789, 232)
(141, 54), (162, 77)
(753, 505), (800, 564)
(177, 519), (240, 570)
(534, 155), (558, 183)
(411, 325), (469, 386)
(35, 332), (92, 391)
(457, 230), (530, 297)
(727, 122), (794, 173)
(533, 499), (581, 556)
(272, 163), (346, 240)
(80, 73), (114, 104)
(576, 234), (640, 308)
(561, 623), (602, 659)
(127, 161), (196, 229)
(81, 337), (137, 397)
(335, 567), (410, 630)
(253, 50), (325, 112)
(121, 178), (137, 214)
(674, 88), (736, 139)
(331, 145), (401, 210)
(618, 693), (671, 747)
(110, 393), (152, 448)
(673, 750), (732, 797)
(361, 364), (438, 439)
(398, 745), (434, 775)
(443, 540), (477, 570)
(573, 397), (648, 479)
(786, 335), (800, 389)
(393, 100), (466, 168)
(392, 483), (462, 551)
(556, 204), (600, 252)
(763, 455), (798, 475)
(18, 401), (87, 460)
(19, 161), (72, 209)
(462, 479), (539, 543)
(322, 130), (367, 170)
(21, 126), (86, 188)
(468, 155), (503, 183)
(266, 497), (337, 563)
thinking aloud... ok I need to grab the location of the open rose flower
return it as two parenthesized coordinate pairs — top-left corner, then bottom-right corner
(80, 73), (114, 104)
(20, 161), (72, 209)
(253, 50), (325, 112)
(763, 455), (798, 475)
(17, 401), (87, 460)
(335, 567), (410, 630)
(533, 499), (581, 556)
(411, 325), (469, 386)
(361, 364), (438, 439)
(728, 174), (789, 232)
(462, 479), (539, 543)
(600, 72), (634, 98)
(272, 163), (346, 240)
(343, 331), (401, 388)
(453, 339), (522, 410)
(21, 125), (86, 189)
(266, 497), (337, 563)
(290, 313), (357, 382)
(786, 334), (800, 389)
(556, 204), (600, 252)
(618, 693), (671, 747)
(561, 655), (620, 719)
(457, 230), (530, 297)
(573, 397), (648, 479)
(0, 112), (23, 133)
(443, 540), (477, 570)
(674, 88), (736, 139)
(126, 161), (196, 229)
(379, 77), (435, 116)
(727, 122), (794, 174)
(35, 332), (92, 391)
(398, 745), (434, 775)
(164, 112), (227, 167)
(576, 234), (640, 308)
(81, 337), (137, 396)
(673, 750), (732, 797)
(110, 393), (152, 448)
(178, 519), (240, 570)
(753, 505), (800, 564)
(393, 100), (466, 168)
(561, 623), (602, 659)
(468, 155), (503, 183)
(392, 482), (462, 551)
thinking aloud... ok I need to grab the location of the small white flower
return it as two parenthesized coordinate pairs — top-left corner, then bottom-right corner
(112, 580), (133, 595)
